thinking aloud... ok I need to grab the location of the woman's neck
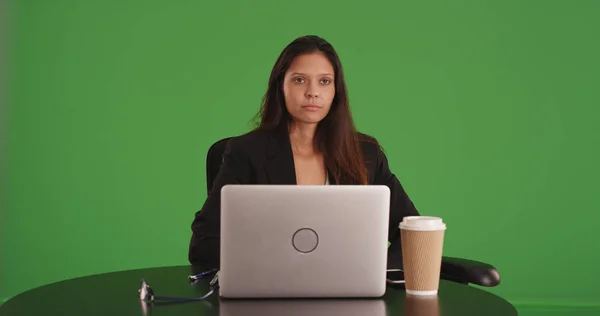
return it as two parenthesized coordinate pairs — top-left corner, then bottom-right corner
(288, 122), (318, 154)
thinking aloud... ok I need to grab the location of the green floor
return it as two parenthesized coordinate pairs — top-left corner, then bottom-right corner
(518, 306), (600, 316)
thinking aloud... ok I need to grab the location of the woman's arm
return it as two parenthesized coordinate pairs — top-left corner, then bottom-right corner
(188, 137), (252, 266)
(372, 145), (420, 255)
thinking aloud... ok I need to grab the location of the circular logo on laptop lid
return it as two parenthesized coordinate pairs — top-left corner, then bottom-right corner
(292, 228), (319, 253)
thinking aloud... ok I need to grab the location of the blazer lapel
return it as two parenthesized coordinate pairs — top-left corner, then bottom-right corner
(264, 129), (297, 185)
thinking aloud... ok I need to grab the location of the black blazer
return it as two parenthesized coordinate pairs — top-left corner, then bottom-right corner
(188, 128), (420, 266)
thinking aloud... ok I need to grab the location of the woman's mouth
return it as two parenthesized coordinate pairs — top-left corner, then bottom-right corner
(302, 105), (321, 111)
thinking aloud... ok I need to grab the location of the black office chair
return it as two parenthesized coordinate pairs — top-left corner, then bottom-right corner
(205, 137), (501, 287)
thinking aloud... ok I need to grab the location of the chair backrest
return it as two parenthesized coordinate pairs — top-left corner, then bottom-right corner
(206, 137), (232, 195)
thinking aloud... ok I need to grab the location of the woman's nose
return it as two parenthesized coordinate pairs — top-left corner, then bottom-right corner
(305, 86), (320, 98)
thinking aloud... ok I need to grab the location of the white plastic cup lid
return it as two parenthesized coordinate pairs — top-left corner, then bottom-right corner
(399, 216), (446, 231)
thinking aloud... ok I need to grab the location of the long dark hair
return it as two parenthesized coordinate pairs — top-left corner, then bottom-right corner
(253, 35), (368, 185)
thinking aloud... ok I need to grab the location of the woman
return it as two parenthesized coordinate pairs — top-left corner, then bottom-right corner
(188, 35), (420, 265)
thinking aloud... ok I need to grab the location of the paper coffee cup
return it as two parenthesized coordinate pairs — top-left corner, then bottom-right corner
(399, 216), (446, 296)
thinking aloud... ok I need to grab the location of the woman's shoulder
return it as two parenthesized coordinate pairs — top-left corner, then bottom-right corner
(357, 132), (384, 157)
(220, 128), (275, 158)
(227, 128), (272, 145)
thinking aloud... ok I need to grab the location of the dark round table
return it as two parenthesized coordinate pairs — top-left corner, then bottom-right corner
(0, 265), (517, 316)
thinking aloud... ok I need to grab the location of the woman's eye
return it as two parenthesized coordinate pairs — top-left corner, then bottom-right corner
(294, 77), (305, 83)
(321, 78), (332, 85)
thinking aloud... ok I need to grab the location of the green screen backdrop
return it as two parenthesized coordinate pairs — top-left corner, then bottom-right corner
(2, 0), (600, 311)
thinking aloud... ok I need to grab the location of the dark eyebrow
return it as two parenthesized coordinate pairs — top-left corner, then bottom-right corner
(289, 72), (334, 77)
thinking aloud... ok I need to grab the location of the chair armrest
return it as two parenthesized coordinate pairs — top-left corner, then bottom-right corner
(441, 256), (500, 287)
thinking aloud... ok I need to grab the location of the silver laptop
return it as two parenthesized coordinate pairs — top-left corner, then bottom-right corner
(219, 184), (390, 298)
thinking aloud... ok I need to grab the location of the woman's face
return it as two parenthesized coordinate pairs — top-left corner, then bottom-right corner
(283, 52), (335, 125)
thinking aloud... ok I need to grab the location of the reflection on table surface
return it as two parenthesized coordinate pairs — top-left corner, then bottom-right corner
(138, 293), (444, 316)
(216, 294), (440, 316)
(402, 295), (441, 316)
(218, 298), (387, 316)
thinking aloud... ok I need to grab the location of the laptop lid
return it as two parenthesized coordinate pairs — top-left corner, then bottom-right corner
(219, 184), (390, 298)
